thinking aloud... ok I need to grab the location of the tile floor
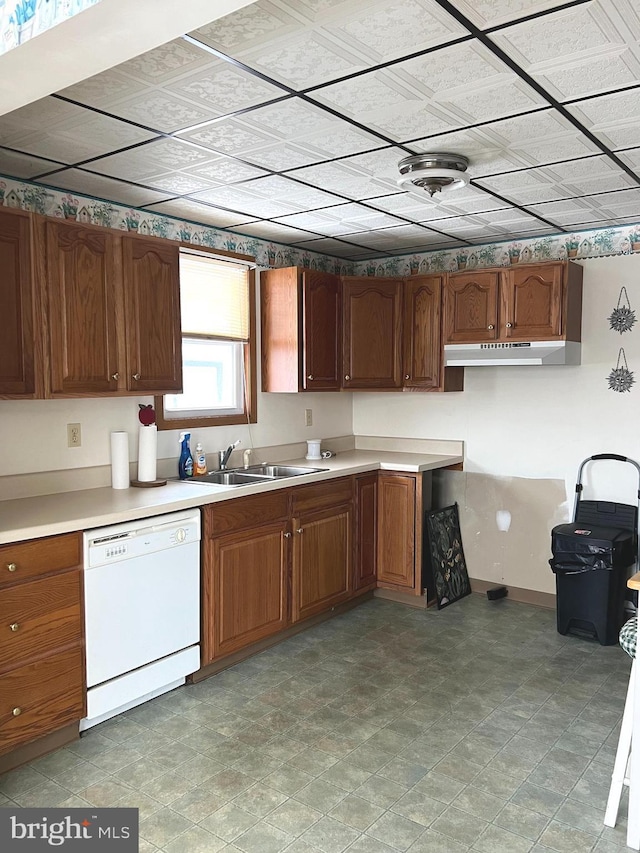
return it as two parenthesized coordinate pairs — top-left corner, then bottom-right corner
(0, 595), (635, 852)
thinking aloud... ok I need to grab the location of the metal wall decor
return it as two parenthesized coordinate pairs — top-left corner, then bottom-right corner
(609, 287), (636, 334)
(608, 348), (635, 393)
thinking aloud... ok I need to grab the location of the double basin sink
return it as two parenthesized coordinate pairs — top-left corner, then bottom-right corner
(186, 464), (328, 487)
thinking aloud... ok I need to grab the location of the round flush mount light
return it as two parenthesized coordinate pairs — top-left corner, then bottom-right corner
(397, 152), (469, 197)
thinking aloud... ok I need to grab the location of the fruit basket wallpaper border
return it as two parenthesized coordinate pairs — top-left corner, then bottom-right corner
(1, 173), (639, 276)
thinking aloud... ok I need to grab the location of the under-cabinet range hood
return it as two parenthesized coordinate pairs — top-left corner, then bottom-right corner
(444, 341), (581, 367)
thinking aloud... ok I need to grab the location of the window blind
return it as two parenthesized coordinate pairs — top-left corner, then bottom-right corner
(180, 254), (249, 341)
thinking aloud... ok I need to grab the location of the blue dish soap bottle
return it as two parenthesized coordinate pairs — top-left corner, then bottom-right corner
(178, 432), (194, 479)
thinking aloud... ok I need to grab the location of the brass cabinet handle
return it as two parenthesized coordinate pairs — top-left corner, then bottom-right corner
(404, 374), (410, 380)
(307, 375), (313, 380)
(283, 532), (292, 539)
(344, 375), (350, 381)
(9, 623), (19, 632)
(132, 373), (141, 381)
(505, 323), (513, 328)
(296, 528), (304, 534)
(487, 324), (494, 330)
(7, 563), (17, 573)
(12, 707), (22, 717)
(111, 372), (119, 380)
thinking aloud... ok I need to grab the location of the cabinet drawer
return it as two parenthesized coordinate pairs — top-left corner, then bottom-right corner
(291, 476), (353, 513)
(0, 533), (81, 587)
(0, 572), (82, 670)
(0, 647), (84, 754)
(204, 491), (289, 536)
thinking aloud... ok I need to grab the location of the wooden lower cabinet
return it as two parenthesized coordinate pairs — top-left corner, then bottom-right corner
(376, 471), (430, 596)
(355, 473), (377, 590)
(209, 522), (288, 658)
(0, 532), (84, 756)
(202, 478), (355, 664)
(291, 503), (352, 623)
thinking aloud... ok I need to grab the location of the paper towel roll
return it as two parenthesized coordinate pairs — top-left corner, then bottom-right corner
(138, 424), (157, 482)
(110, 431), (130, 490)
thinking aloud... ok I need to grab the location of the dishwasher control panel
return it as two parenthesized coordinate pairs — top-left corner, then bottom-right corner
(84, 509), (201, 568)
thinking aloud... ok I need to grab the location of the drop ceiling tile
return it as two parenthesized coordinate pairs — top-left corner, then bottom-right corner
(88, 139), (217, 182)
(163, 62), (285, 114)
(321, 203), (407, 230)
(274, 210), (369, 237)
(182, 157), (270, 184)
(144, 198), (257, 227)
(289, 160), (397, 200)
(453, 0), (572, 30)
(191, 1), (305, 54)
(342, 223), (451, 249)
(57, 69), (149, 110)
(587, 188), (640, 214)
(320, 0), (468, 65)
(178, 118), (278, 154)
(293, 236), (374, 258)
(239, 99), (387, 164)
(39, 169), (173, 207)
(0, 149), (65, 180)
(138, 173), (218, 195)
(566, 90), (640, 150)
(618, 148), (640, 170)
(241, 142), (332, 170)
(104, 91), (214, 133)
(490, 2), (629, 69)
(116, 39), (214, 85)
(239, 175), (345, 209)
(187, 185), (302, 218)
(232, 221), (317, 242)
(0, 97), (86, 141)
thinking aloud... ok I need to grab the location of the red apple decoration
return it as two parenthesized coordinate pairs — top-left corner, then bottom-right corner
(138, 404), (156, 426)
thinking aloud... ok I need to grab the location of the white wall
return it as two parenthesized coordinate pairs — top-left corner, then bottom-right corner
(353, 255), (640, 592)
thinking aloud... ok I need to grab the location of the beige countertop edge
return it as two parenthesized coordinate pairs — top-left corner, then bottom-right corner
(0, 451), (463, 545)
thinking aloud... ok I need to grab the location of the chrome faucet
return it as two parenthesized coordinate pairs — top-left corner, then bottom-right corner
(219, 439), (241, 470)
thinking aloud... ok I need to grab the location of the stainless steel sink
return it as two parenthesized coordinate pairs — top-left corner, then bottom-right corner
(181, 464), (328, 487)
(189, 471), (274, 486)
(243, 464), (328, 478)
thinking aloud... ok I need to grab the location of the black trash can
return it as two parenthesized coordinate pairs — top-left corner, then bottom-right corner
(550, 521), (635, 645)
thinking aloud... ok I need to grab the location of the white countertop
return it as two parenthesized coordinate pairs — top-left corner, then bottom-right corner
(0, 450), (463, 545)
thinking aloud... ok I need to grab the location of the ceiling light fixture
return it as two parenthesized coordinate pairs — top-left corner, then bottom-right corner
(397, 152), (470, 197)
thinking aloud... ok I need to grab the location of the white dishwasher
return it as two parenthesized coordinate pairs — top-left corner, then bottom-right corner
(81, 508), (201, 731)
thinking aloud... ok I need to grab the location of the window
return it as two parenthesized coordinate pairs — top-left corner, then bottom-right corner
(155, 250), (256, 430)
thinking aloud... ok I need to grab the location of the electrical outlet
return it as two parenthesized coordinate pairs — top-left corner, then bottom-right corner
(67, 423), (81, 448)
(304, 408), (313, 427)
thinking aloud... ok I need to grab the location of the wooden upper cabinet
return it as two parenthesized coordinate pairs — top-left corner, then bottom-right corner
(444, 271), (499, 343)
(502, 264), (563, 340)
(342, 276), (403, 389)
(403, 275), (443, 389)
(261, 267), (341, 392)
(122, 236), (182, 393)
(444, 262), (582, 345)
(0, 208), (36, 397)
(46, 220), (120, 395)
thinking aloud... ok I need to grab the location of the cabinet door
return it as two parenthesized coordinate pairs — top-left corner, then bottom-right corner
(122, 237), (182, 393)
(206, 523), (288, 661)
(377, 472), (416, 589)
(0, 209), (35, 397)
(292, 504), (352, 623)
(302, 270), (341, 390)
(355, 474), (377, 590)
(444, 272), (499, 343)
(503, 264), (563, 339)
(403, 275), (443, 389)
(342, 277), (402, 388)
(46, 221), (120, 395)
